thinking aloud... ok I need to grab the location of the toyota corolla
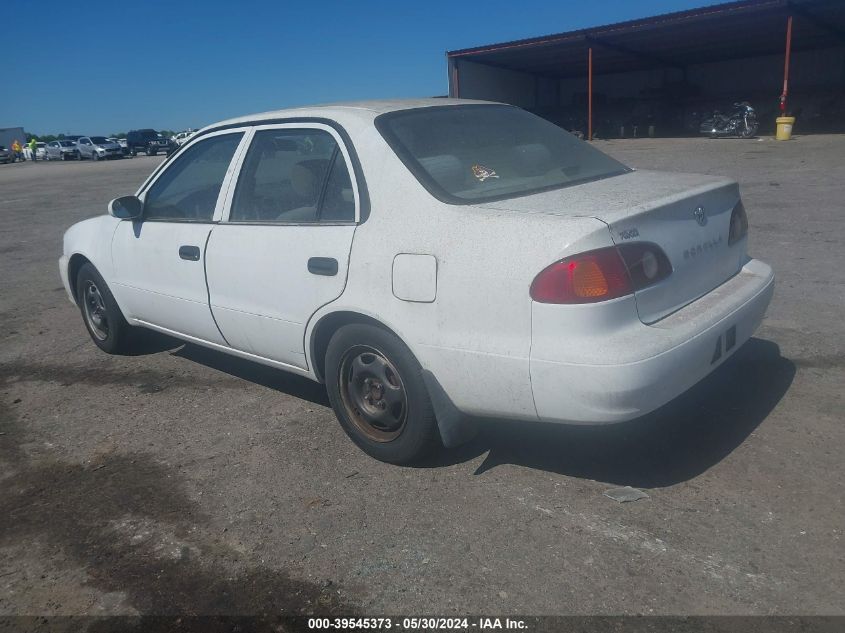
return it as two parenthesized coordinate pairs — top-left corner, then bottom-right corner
(59, 99), (774, 464)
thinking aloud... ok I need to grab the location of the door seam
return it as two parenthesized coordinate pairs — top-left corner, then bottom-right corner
(203, 227), (231, 346)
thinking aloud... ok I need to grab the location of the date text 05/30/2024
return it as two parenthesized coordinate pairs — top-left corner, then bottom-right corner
(308, 617), (528, 630)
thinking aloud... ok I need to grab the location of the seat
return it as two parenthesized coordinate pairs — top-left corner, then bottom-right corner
(276, 158), (330, 222)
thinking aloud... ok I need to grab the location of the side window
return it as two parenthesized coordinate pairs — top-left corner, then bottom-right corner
(144, 133), (243, 222)
(320, 151), (355, 222)
(229, 129), (355, 223)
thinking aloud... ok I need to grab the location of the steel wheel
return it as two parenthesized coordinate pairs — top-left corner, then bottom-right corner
(338, 345), (408, 442)
(82, 280), (109, 341)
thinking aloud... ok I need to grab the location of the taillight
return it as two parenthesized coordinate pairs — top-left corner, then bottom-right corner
(617, 242), (672, 289)
(728, 200), (748, 245)
(530, 243), (672, 304)
(530, 247), (631, 304)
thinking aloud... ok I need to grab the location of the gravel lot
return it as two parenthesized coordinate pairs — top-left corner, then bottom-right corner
(0, 137), (843, 620)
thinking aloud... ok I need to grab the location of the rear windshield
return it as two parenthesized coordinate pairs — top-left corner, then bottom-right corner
(59, 141), (76, 147)
(375, 105), (629, 204)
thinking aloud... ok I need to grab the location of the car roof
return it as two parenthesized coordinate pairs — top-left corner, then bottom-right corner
(199, 98), (501, 134)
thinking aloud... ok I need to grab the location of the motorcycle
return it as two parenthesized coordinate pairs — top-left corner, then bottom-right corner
(699, 102), (759, 138)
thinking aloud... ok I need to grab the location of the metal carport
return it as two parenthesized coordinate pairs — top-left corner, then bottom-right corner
(446, 0), (845, 137)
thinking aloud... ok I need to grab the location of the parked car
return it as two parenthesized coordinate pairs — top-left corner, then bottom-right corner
(76, 136), (123, 161)
(126, 129), (176, 156)
(0, 145), (11, 164)
(34, 142), (48, 160)
(59, 99), (774, 464)
(45, 140), (81, 161)
(171, 130), (196, 146)
(105, 137), (130, 157)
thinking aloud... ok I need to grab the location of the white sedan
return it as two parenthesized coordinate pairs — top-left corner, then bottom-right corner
(59, 99), (774, 464)
(172, 130), (196, 146)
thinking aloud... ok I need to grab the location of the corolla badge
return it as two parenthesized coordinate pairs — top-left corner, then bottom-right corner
(693, 206), (708, 227)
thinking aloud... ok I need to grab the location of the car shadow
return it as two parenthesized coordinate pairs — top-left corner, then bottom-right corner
(138, 332), (793, 488)
(428, 337), (795, 488)
(173, 343), (330, 407)
(122, 329), (186, 356)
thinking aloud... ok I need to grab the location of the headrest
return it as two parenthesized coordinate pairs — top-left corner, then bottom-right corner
(418, 154), (465, 192)
(290, 159), (330, 200)
(512, 143), (552, 176)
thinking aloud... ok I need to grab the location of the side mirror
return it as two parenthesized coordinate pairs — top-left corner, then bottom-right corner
(109, 195), (143, 220)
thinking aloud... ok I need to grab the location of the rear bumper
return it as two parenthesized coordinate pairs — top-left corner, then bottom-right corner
(530, 258), (774, 424)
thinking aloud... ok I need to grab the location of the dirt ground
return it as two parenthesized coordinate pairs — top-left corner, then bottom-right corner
(0, 136), (843, 622)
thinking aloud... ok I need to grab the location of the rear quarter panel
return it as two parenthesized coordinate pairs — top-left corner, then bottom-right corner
(310, 124), (616, 419)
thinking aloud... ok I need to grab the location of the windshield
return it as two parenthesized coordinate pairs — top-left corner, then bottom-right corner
(90, 137), (109, 144)
(375, 105), (629, 204)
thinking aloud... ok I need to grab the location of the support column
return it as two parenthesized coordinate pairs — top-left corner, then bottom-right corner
(780, 15), (793, 113)
(447, 57), (460, 98)
(588, 47), (593, 141)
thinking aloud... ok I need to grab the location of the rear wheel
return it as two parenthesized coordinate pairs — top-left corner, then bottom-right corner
(325, 324), (440, 464)
(76, 263), (136, 354)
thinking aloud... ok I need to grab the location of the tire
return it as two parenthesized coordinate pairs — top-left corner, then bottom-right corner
(92, 152), (99, 161)
(325, 323), (440, 464)
(740, 121), (759, 139)
(146, 146), (155, 156)
(75, 263), (136, 354)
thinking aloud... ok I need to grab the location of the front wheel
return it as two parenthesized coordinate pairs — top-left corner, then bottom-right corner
(740, 120), (759, 138)
(325, 323), (440, 464)
(76, 263), (136, 354)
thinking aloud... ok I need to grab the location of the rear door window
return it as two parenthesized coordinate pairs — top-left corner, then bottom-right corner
(229, 129), (355, 224)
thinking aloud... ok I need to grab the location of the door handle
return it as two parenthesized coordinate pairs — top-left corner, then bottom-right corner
(308, 257), (338, 276)
(179, 245), (201, 261)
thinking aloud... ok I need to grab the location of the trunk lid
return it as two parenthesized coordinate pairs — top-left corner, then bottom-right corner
(477, 170), (747, 323)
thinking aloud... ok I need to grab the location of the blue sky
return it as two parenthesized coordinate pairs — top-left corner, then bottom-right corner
(3, 0), (712, 135)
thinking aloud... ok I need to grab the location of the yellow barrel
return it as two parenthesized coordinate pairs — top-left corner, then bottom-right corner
(776, 116), (795, 141)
